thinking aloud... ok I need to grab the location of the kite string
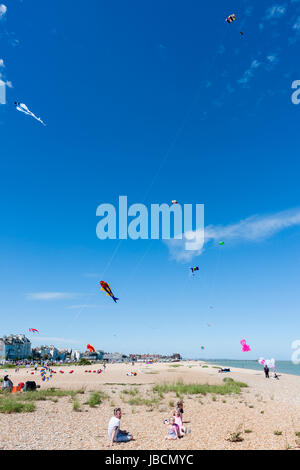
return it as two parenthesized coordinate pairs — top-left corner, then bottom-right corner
(122, 26), (230, 295)
(141, 25), (230, 204)
(75, 24), (230, 323)
(207, 244), (224, 314)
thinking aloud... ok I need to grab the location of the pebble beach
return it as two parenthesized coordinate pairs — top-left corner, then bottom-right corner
(1, 361), (300, 450)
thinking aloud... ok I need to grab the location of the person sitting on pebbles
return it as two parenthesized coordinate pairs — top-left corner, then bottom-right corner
(107, 407), (133, 447)
(2, 375), (13, 391)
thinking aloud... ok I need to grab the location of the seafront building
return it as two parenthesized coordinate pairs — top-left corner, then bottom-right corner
(71, 350), (82, 361)
(103, 352), (128, 362)
(0, 333), (181, 364)
(0, 334), (31, 361)
(33, 345), (60, 360)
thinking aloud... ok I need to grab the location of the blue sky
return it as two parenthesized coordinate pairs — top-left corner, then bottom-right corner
(1, 0), (300, 360)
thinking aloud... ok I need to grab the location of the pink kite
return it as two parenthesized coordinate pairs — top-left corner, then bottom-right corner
(240, 339), (251, 352)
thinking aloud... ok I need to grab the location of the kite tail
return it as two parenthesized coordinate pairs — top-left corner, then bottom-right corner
(112, 296), (119, 303)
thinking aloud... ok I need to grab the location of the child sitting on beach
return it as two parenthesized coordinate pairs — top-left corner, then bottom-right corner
(165, 417), (180, 440)
(173, 410), (186, 436)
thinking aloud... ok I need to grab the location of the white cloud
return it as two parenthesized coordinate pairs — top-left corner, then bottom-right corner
(165, 208), (300, 262)
(26, 292), (81, 300)
(266, 5), (286, 20)
(238, 54), (280, 86)
(267, 54), (279, 64)
(293, 16), (300, 30)
(238, 59), (261, 85)
(0, 4), (7, 19)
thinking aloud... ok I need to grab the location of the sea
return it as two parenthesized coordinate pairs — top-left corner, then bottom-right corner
(203, 359), (300, 377)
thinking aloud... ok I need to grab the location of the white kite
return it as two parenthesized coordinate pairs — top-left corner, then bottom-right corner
(14, 102), (46, 126)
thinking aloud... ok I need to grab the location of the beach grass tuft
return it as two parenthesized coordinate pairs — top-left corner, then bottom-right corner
(85, 391), (109, 407)
(72, 398), (81, 412)
(152, 380), (247, 397)
(0, 396), (35, 414)
(0, 387), (87, 414)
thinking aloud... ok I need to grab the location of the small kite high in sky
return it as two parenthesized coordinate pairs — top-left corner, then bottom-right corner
(29, 328), (39, 333)
(100, 280), (119, 303)
(219, 241), (225, 246)
(14, 102), (46, 126)
(240, 339), (251, 352)
(190, 266), (199, 275)
(226, 14), (236, 24)
(171, 200), (178, 204)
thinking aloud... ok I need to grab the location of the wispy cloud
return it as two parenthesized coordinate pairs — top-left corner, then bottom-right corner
(267, 54), (279, 64)
(237, 54), (280, 86)
(166, 208), (300, 262)
(288, 16), (300, 44)
(0, 4), (7, 19)
(265, 5), (286, 20)
(26, 292), (82, 301)
(237, 59), (261, 85)
(0, 58), (13, 90)
(293, 17), (300, 29)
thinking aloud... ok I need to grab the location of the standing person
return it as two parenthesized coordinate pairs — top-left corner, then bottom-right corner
(107, 408), (133, 447)
(264, 364), (269, 378)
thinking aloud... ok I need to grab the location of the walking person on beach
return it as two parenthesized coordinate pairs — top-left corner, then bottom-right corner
(107, 408), (133, 447)
(264, 364), (269, 378)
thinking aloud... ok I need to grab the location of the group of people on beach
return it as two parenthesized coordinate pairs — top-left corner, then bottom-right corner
(165, 401), (191, 440)
(264, 364), (279, 380)
(107, 400), (190, 447)
(2, 375), (13, 391)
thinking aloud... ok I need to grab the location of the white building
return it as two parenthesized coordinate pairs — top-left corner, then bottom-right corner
(71, 350), (82, 361)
